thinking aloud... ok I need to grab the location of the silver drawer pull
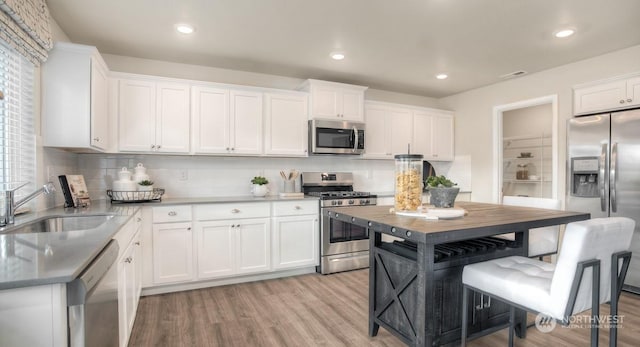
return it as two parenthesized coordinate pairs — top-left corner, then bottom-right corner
(125, 257), (132, 263)
(135, 242), (140, 246)
(294, 206), (302, 210)
(168, 211), (177, 216)
(231, 208), (240, 213)
(136, 217), (142, 222)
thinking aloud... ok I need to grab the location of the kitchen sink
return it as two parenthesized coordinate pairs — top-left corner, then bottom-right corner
(1, 215), (114, 234)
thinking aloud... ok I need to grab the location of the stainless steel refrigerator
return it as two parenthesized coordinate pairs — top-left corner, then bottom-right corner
(567, 109), (640, 293)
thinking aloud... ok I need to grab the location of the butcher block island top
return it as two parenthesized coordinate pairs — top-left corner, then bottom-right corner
(327, 201), (590, 244)
(326, 201), (590, 347)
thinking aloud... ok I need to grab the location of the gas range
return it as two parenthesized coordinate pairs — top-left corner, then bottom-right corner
(301, 172), (377, 208)
(301, 171), (376, 275)
(307, 191), (376, 207)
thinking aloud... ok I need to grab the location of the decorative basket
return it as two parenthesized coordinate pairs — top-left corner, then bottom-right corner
(107, 188), (165, 203)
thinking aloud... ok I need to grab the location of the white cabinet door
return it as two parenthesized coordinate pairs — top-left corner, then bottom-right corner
(573, 80), (627, 115)
(364, 103), (411, 158)
(119, 79), (157, 152)
(264, 93), (308, 156)
(311, 85), (340, 119)
(42, 42), (111, 152)
(341, 88), (365, 121)
(152, 222), (193, 284)
(191, 86), (230, 154)
(272, 215), (319, 269)
(626, 76), (640, 108)
(156, 83), (190, 153)
(90, 59), (109, 150)
(432, 114), (454, 161)
(364, 105), (391, 158)
(235, 218), (271, 274)
(389, 108), (413, 155)
(413, 110), (433, 158)
(230, 90), (263, 154)
(195, 221), (235, 279)
(303, 80), (367, 121)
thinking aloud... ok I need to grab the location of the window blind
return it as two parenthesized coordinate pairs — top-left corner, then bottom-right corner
(0, 41), (35, 200)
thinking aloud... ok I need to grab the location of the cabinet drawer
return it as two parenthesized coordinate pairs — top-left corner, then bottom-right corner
(152, 205), (192, 223)
(272, 200), (318, 217)
(194, 202), (270, 221)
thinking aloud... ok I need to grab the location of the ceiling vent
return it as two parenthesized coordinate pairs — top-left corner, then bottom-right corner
(499, 70), (528, 79)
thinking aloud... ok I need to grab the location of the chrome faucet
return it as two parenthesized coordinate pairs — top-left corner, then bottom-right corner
(2, 182), (56, 226)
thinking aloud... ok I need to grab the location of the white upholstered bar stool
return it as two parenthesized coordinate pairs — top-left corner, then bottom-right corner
(461, 217), (634, 347)
(498, 196), (562, 259)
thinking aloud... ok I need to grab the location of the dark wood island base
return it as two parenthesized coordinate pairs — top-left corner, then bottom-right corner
(327, 202), (590, 347)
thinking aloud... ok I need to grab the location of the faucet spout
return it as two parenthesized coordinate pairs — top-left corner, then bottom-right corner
(3, 182), (56, 226)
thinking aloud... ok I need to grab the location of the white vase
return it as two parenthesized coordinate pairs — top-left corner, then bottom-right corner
(251, 184), (268, 197)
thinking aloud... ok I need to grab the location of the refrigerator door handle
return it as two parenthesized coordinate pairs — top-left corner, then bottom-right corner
(611, 142), (618, 213)
(599, 143), (608, 212)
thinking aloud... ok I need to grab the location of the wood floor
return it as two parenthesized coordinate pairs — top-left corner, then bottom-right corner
(129, 269), (640, 346)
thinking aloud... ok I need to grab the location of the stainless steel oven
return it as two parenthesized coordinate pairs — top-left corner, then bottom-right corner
(302, 172), (376, 274)
(309, 119), (365, 155)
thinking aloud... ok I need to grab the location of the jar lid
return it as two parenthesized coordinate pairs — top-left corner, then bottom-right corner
(394, 154), (424, 160)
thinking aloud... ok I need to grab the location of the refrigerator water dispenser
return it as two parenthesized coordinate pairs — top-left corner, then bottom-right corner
(570, 157), (599, 197)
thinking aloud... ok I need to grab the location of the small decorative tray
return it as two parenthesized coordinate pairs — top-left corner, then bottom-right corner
(107, 188), (165, 203)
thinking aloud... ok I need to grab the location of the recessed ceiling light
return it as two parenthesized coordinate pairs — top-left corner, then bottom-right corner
(554, 29), (575, 38)
(175, 24), (195, 34)
(330, 52), (345, 60)
(436, 74), (448, 80)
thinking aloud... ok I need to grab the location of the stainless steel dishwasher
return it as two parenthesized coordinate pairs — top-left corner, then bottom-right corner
(67, 239), (119, 347)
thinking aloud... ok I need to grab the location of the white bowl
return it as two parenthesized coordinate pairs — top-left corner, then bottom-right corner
(529, 175), (540, 180)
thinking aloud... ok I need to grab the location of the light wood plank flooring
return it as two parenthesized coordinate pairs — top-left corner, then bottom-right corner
(129, 270), (640, 346)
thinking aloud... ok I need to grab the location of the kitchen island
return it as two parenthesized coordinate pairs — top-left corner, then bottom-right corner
(326, 201), (590, 347)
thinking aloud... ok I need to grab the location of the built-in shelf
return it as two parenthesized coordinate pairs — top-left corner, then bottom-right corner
(502, 133), (552, 198)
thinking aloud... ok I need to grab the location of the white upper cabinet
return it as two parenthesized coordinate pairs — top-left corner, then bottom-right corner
(191, 86), (263, 155)
(263, 92), (309, 156)
(118, 77), (190, 153)
(574, 73), (640, 115)
(363, 102), (412, 159)
(299, 79), (367, 121)
(364, 101), (454, 161)
(413, 109), (455, 161)
(42, 42), (111, 151)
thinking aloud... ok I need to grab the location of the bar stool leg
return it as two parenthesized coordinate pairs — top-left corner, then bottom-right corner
(461, 286), (469, 347)
(509, 306), (515, 347)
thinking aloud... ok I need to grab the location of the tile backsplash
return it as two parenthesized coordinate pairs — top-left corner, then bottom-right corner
(74, 154), (471, 201)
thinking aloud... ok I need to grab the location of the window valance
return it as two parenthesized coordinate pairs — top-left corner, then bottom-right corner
(0, 0), (53, 66)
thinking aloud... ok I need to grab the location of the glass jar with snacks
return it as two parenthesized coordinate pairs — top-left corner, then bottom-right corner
(394, 154), (424, 211)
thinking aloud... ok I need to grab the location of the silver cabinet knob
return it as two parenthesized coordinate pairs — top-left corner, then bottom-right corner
(226, 147), (230, 151)
(294, 206), (302, 210)
(157, 145), (161, 149)
(93, 137), (100, 142)
(627, 98), (633, 103)
(620, 100), (625, 104)
(151, 144), (156, 149)
(125, 257), (132, 263)
(136, 217), (142, 222)
(168, 211), (177, 216)
(231, 208), (240, 214)
(135, 241), (140, 246)
(187, 227), (191, 231)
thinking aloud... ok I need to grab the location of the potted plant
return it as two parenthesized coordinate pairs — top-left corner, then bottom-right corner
(138, 179), (154, 192)
(250, 176), (269, 197)
(425, 175), (459, 208)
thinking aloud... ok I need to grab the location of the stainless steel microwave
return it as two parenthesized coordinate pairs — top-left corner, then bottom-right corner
(309, 119), (365, 155)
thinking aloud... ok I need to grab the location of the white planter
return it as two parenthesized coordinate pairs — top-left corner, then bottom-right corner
(138, 185), (153, 192)
(251, 184), (269, 197)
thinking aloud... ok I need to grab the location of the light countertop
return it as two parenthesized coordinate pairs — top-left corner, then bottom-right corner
(0, 201), (137, 290)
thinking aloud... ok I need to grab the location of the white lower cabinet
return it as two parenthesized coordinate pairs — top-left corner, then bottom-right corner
(152, 222), (194, 284)
(272, 215), (318, 269)
(194, 203), (271, 279)
(195, 217), (272, 279)
(146, 200), (318, 293)
(115, 211), (143, 347)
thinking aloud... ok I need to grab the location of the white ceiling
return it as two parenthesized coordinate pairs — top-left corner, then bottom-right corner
(47, 0), (640, 98)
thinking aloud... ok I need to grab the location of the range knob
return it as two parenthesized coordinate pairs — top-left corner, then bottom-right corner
(337, 200), (343, 205)
(331, 201), (338, 206)
(360, 199), (367, 205)
(348, 199), (355, 205)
